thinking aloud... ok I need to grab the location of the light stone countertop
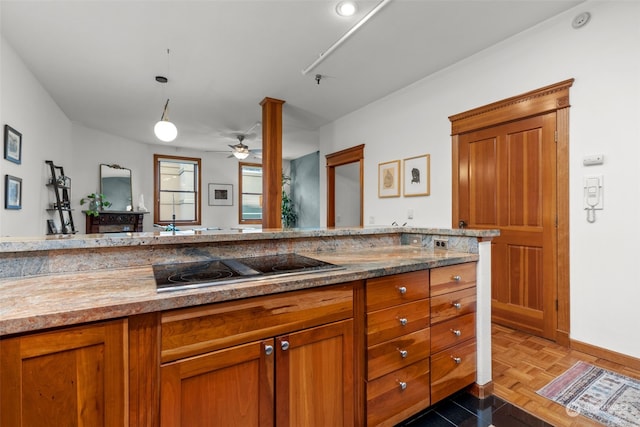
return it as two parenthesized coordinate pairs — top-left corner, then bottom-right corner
(0, 245), (478, 336)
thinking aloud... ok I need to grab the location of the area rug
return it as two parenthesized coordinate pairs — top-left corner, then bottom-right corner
(537, 361), (640, 427)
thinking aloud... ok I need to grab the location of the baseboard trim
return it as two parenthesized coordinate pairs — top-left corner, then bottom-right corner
(470, 381), (494, 399)
(555, 330), (570, 347)
(571, 339), (640, 371)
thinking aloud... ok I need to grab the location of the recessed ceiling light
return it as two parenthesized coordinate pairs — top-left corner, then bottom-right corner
(336, 1), (357, 17)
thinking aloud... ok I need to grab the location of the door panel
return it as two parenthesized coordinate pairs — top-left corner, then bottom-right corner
(458, 113), (557, 339)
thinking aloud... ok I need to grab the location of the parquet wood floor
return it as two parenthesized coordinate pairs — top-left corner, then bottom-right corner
(492, 323), (640, 426)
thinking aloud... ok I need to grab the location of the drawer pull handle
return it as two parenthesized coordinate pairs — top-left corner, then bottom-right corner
(451, 329), (462, 336)
(264, 344), (274, 356)
(399, 317), (408, 326)
(452, 302), (462, 309)
(452, 275), (462, 282)
(398, 349), (408, 358)
(452, 356), (462, 364)
(398, 381), (407, 391)
(281, 340), (290, 351)
(398, 286), (407, 295)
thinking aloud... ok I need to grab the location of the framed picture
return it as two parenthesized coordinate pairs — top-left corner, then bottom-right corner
(378, 160), (400, 198)
(208, 183), (233, 206)
(5, 175), (22, 209)
(403, 154), (430, 197)
(4, 125), (22, 164)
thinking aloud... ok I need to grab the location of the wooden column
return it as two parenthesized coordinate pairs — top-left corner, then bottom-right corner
(260, 97), (285, 229)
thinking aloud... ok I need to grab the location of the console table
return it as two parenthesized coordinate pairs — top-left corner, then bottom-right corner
(84, 211), (148, 233)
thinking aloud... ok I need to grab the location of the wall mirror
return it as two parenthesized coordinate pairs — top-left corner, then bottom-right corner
(100, 164), (132, 211)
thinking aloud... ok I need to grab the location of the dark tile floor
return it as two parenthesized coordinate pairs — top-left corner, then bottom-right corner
(397, 391), (554, 427)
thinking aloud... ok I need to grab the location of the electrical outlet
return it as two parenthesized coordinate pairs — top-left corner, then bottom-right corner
(434, 238), (448, 250)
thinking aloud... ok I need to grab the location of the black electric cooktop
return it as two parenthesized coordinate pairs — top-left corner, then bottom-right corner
(153, 253), (342, 292)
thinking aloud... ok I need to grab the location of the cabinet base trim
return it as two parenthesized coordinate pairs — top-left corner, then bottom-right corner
(469, 381), (493, 399)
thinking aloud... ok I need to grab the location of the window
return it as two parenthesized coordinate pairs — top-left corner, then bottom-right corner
(239, 162), (262, 224)
(154, 154), (201, 226)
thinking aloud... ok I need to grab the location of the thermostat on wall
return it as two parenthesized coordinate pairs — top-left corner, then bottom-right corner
(583, 154), (604, 166)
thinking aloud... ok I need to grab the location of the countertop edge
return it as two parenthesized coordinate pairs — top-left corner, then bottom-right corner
(0, 251), (478, 337)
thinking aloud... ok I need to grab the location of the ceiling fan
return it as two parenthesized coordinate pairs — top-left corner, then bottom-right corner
(227, 134), (262, 160)
(209, 122), (262, 160)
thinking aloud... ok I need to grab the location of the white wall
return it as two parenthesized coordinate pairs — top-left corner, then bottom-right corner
(319, 1), (640, 358)
(72, 124), (246, 232)
(0, 33), (252, 235)
(0, 37), (72, 236)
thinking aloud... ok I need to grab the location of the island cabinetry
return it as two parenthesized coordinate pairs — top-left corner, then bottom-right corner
(0, 319), (127, 426)
(430, 262), (477, 403)
(159, 283), (356, 426)
(364, 270), (431, 427)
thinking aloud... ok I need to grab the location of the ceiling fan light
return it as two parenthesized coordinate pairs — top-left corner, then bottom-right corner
(154, 119), (178, 142)
(233, 150), (250, 160)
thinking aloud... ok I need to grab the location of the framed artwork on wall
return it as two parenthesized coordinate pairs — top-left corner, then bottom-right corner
(378, 160), (400, 198)
(5, 175), (22, 209)
(208, 183), (233, 206)
(4, 125), (22, 164)
(403, 154), (430, 197)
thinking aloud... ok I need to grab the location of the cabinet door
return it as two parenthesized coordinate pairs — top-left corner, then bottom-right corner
(160, 339), (274, 427)
(0, 320), (127, 427)
(276, 319), (354, 427)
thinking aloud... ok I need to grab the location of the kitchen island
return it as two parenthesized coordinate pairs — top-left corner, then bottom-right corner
(0, 226), (497, 426)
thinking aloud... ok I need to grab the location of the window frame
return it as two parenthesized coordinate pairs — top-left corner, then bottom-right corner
(153, 154), (202, 226)
(238, 162), (263, 225)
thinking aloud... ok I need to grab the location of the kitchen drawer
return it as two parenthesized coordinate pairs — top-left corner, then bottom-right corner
(160, 283), (354, 363)
(430, 339), (477, 404)
(367, 328), (430, 380)
(366, 270), (429, 311)
(430, 312), (476, 354)
(430, 263), (476, 296)
(430, 287), (476, 324)
(366, 358), (430, 427)
(367, 299), (430, 346)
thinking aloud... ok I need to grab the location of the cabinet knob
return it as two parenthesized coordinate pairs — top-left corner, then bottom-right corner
(398, 381), (407, 391)
(451, 356), (462, 364)
(281, 341), (290, 351)
(398, 317), (408, 326)
(452, 302), (462, 310)
(451, 329), (462, 336)
(264, 344), (274, 356)
(398, 286), (407, 295)
(452, 275), (462, 282)
(398, 349), (408, 358)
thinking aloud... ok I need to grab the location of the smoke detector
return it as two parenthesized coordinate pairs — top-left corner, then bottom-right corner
(572, 12), (591, 29)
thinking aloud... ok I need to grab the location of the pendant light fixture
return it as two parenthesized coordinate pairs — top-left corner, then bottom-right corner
(154, 97), (177, 142)
(154, 49), (178, 142)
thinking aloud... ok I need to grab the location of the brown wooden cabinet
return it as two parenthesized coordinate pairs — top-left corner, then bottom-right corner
(430, 262), (477, 404)
(364, 270), (431, 427)
(85, 211), (147, 233)
(159, 283), (356, 426)
(0, 319), (127, 426)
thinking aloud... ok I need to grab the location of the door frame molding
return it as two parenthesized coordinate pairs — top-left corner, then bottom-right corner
(325, 144), (365, 227)
(449, 79), (574, 344)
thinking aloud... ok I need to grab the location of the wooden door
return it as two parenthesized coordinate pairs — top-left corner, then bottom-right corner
(0, 320), (127, 426)
(160, 339), (275, 427)
(276, 319), (355, 427)
(457, 113), (557, 339)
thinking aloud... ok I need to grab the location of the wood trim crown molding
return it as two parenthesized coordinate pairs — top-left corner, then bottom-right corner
(449, 79), (574, 134)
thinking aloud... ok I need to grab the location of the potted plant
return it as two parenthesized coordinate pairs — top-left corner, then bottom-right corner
(281, 174), (298, 228)
(80, 193), (112, 217)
